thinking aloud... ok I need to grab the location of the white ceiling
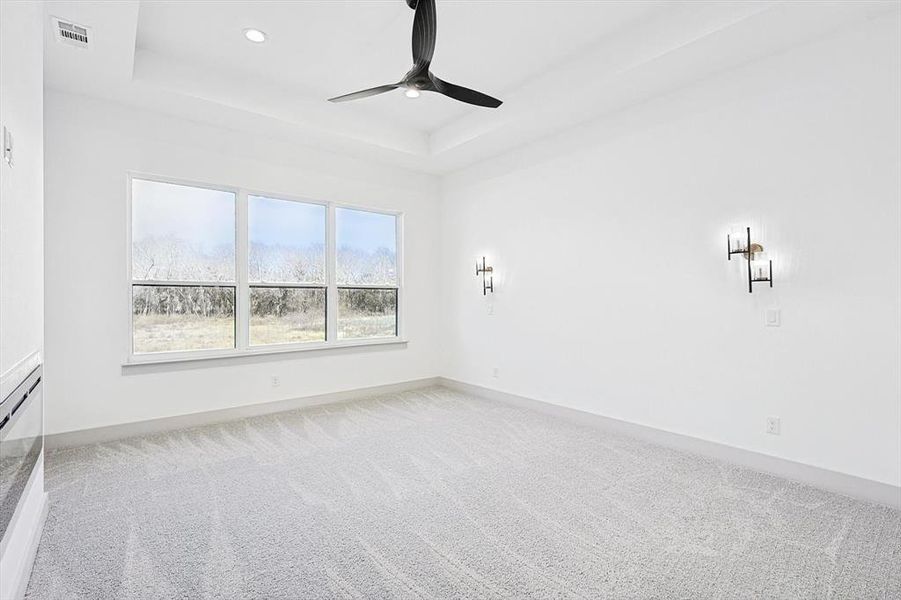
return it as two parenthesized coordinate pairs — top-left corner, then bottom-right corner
(44, 1), (898, 175)
(135, 1), (661, 133)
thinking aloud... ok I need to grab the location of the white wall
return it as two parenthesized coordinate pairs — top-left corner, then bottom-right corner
(440, 14), (901, 486)
(0, 0), (44, 393)
(44, 91), (441, 436)
(0, 2), (47, 596)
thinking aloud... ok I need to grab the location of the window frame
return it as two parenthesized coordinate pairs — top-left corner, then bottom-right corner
(125, 173), (405, 365)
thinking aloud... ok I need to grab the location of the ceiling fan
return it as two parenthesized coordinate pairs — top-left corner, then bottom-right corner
(328, 0), (502, 108)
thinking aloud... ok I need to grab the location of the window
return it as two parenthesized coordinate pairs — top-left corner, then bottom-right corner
(248, 195), (326, 346)
(131, 180), (236, 354)
(336, 208), (398, 339)
(129, 176), (402, 360)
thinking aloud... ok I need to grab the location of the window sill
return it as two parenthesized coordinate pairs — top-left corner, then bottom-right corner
(122, 338), (408, 367)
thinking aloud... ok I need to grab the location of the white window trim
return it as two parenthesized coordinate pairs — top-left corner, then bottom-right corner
(125, 172), (406, 365)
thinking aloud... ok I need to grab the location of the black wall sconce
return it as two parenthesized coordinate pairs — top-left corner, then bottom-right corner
(727, 227), (773, 293)
(475, 256), (494, 295)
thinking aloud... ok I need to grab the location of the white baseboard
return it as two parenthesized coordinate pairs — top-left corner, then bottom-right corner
(439, 378), (901, 510)
(0, 454), (49, 600)
(46, 377), (442, 449)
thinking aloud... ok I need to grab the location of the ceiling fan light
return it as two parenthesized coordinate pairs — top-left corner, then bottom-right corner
(243, 28), (266, 43)
(405, 89), (421, 99)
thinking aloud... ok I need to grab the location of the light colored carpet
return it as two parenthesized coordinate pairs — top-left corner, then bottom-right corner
(26, 387), (901, 599)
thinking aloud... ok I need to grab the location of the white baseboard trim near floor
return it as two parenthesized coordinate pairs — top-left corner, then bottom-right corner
(46, 377), (443, 450)
(0, 454), (49, 600)
(439, 378), (901, 510)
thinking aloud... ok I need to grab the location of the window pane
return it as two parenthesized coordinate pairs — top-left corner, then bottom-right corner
(132, 286), (235, 353)
(132, 179), (235, 282)
(250, 287), (326, 346)
(336, 208), (397, 285)
(249, 196), (326, 284)
(338, 288), (397, 339)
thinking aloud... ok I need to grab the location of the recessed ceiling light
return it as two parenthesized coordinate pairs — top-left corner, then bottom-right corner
(405, 89), (420, 99)
(243, 28), (266, 43)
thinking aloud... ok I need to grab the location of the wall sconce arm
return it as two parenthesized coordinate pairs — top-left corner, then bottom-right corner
(727, 227), (774, 293)
(475, 256), (495, 295)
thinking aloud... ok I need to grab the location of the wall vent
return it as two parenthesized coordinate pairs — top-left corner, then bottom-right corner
(52, 17), (91, 49)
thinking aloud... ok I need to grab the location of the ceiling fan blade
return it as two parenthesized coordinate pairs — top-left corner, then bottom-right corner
(412, 0), (436, 65)
(432, 76), (502, 108)
(328, 84), (399, 103)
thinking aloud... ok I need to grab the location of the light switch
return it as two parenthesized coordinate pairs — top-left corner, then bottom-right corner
(2, 126), (12, 167)
(765, 308), (781, 327)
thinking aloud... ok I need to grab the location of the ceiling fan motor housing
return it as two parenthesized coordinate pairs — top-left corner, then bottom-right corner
(404, 65), (432, 89)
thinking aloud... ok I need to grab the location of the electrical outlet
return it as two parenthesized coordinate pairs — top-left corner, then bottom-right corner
(487, 303), (494, 315)
(765, 308), (781, 327)
(492, 367), (499, 378)
(766, 416), (781, 435)
(271, 376), (280, 388)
